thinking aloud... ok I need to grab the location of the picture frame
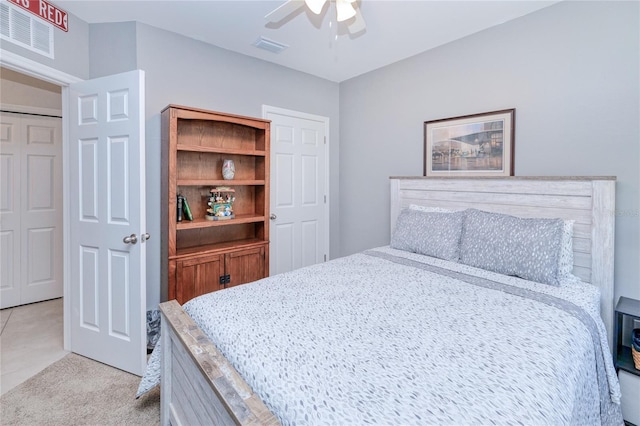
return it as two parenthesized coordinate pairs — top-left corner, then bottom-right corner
(424, 109), (515, 177)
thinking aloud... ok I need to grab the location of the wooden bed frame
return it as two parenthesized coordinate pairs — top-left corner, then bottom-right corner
(159, 176), (616, 425)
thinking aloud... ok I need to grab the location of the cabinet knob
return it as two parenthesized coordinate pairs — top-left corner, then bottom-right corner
(270, 214), (277, 220)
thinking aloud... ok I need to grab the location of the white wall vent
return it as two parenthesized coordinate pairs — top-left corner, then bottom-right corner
(1, 1), (54, 59)
(253, 36), (289, 54)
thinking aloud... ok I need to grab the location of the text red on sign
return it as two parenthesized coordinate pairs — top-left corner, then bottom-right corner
(8, 0), (68, 32)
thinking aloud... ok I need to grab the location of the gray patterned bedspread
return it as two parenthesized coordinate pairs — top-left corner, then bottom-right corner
(138, 246), (623, 425)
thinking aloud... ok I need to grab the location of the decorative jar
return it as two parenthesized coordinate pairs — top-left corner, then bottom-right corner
(222, 159), (235, 180)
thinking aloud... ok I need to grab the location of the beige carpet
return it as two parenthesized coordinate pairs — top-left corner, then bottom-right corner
(0, 353), (159, 425)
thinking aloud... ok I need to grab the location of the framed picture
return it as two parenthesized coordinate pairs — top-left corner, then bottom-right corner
(424, 109), (515, 177)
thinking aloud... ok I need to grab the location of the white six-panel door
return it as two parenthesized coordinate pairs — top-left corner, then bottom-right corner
(68, 70), (146, 375)
(264, 107), (329, 276)
(0, 112), (63, 309)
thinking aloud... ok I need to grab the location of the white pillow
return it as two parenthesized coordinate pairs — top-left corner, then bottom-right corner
(408, 204), (455, 213)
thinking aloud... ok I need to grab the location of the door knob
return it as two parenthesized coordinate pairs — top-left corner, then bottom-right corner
(123, 234), (138, 244)
(141, 233), (151, 242)
(270, 214), (277, 220)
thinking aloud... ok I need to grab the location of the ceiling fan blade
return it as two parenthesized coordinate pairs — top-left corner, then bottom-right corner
(265, 0), (305, 23)
(305, 0), (327, 15)
(347, 7), (366, 34)
(336, 0), (356, 22)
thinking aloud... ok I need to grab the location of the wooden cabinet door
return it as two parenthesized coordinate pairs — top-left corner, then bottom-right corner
(225, 246), (266, 288)
(175, 254), (223, 304)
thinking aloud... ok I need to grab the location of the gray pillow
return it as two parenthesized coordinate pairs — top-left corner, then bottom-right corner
(391, 209), (465, 261)
(460, 209), (564, 286)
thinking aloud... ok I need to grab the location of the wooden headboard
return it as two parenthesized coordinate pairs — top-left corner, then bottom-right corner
(389, 176), (616, 349)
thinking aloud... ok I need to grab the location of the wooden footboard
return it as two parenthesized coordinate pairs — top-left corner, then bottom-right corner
(159, 300), (280, 426)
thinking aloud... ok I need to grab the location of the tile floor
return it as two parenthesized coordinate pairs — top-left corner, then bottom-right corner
(0, 298), (69, 395)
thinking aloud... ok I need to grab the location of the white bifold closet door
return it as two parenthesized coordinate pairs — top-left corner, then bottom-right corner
(0, 112), (63, 309)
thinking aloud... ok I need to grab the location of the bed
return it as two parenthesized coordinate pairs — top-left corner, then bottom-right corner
(138, 176), (623, 425)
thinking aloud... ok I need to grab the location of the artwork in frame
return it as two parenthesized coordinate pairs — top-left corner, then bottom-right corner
(424, 109), (515, 177)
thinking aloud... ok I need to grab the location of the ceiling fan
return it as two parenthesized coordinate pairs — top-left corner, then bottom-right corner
(265, 0), (366, 34)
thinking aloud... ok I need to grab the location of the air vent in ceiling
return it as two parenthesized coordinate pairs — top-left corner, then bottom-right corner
(253, 36), (289, 54)
(0, 2), (54, 58)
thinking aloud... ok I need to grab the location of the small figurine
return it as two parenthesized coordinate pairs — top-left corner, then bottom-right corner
(205, 187), (236, 221)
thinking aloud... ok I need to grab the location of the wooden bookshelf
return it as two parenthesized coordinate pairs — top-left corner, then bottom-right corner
(161, 105), (270, 304)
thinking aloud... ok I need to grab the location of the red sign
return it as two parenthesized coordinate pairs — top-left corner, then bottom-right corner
(7, 0), (68, 32)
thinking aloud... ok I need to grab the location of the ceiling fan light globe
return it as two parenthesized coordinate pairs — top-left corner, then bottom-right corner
(305, 0), (326, 15)
(336, 0), (356, 22)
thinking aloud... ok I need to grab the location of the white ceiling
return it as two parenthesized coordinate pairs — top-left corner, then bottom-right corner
(55, 0), (560, 82)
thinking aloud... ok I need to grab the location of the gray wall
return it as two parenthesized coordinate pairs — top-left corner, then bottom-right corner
(339, 1), (639, 303)
(128, 23), (341, 308)
(89, 22), (137, 78)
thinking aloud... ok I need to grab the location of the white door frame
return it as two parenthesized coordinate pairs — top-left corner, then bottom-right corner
(261, 105), (331, 264)
(1, 48), (82, 349)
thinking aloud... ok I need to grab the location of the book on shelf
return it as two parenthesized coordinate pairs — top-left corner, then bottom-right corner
(178, 194), (193, 221)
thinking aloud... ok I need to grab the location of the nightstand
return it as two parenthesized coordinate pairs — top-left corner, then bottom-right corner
(614, 296), (640, 376)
